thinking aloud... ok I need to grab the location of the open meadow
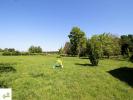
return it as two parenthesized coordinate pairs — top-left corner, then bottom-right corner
(0, 55), (133, 100)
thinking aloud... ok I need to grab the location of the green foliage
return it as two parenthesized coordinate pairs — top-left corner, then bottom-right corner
(2, 51), (12, 56)
(2, 48), (22, 56)
(63, 42), (71, 55)
(88, 33), (120, 58)
(89, 50), (99, 66)
(3, 48), (15, 52)
(79, 47), (87, 57)
(12, 51), (21, 56)
(58, 47), (63, 55)
(0, 48), (3, 52)
(68, 27), (87, 56)
(21, 52), (29, 56)
(28, 46), (42, 53)
(2, 51), (21, 56)
(89, 35), (103, 57)
(120, 34), (133, 56)
(8, 48), (15, 52)
(87, 40), (99, 66)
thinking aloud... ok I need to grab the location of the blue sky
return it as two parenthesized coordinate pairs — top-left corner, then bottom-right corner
(0, 0), (133, 51)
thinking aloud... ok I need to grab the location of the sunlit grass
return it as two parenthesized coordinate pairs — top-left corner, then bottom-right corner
(0, 55), (133, 100)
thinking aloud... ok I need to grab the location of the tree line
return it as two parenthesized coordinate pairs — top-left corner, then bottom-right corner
(0, 26), (133, 64)
(59, 27), (133, 65)
(0, 46), (43, 56)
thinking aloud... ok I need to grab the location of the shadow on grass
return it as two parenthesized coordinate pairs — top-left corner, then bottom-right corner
(75, 63), (93, 67)
(108, 67), (133, 87)
(0, 63), (16, 73)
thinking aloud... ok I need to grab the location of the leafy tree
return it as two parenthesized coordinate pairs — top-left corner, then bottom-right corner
(21, 52), (29, 56)
(89, 34), (103, 58)
(63, 42), (71, 55)
(120, 34), (133, 56)
(78, 36), (87, 57)
(2, 51), (12, 56)
(29, 46), (35, 53)
(8, 48), (15, 52)
(12, 51), (21, 56)
(79, 47), (87, 57)
(68, 27), (87, 56)
(0, 48), (3, 52)
(28, 46), (42, 53)
(58, 47), (63, 55)
(88, 33), (120, 58)
(36, 46), (42, 53)
(87, 39), (99, 66)
(101, 33), (120, 58)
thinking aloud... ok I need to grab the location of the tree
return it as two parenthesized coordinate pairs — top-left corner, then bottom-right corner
(28, 46), (42, 53)
(68, 27), (87, 56)
(36, 46), (42, 53)
(0, 48), (3, 52)
(29, 46), (35, 53)
(88, 33), (120, 58)
(101, 33), (120, 58)
(63, 42), (71, 55)
(12, 51), (21, 56)
(89, 34), (103, 58)
(58, 47), (63, 55)
(78, 34), (87, 57)
(120, 34), (133, 56)
(87, 39), (99, 66)
(3, 48), (15, 52)
(4, 48), (8, 52)
(8, 48), (15, 52)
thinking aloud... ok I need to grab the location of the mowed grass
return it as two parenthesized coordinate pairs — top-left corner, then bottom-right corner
(0, 55), (133, 100)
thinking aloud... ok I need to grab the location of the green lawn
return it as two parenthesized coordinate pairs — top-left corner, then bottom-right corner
(0, 55), (133, 100)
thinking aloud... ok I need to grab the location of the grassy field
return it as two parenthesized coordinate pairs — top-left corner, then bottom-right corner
(0, 55), (133, 100)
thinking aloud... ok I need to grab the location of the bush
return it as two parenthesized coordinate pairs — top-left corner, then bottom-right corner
(129, 55), (133, 63)
(21, 52), (29, 56)
(12, 51), (21, 56)
(2, 51), (12, 56)
(60, 54), (67, 57)
(89, 51), (99, 66)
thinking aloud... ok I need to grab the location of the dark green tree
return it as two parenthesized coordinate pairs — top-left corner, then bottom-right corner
(63, 42), (71, 55)
(58, 47), (63, 55)
(28, 46), (42, 53)
(87, 39), (99, 66)
(68, 27), (87, 56)
(120, 34), (133, 56)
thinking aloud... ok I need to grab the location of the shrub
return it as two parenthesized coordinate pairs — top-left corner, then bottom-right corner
(87, 41), (99, 66)
(12, 51), (21, 56)
(89, 50), (99, 66)
(2, 51), (11, 56)
(21, 52), (29, 56)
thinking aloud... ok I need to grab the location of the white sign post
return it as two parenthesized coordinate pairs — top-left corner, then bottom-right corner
(0, 88), (12, 100)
